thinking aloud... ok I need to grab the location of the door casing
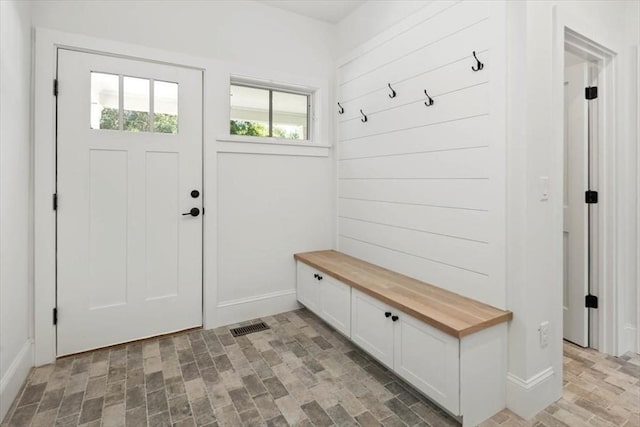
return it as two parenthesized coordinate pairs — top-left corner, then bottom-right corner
(558, 25), (620, 355)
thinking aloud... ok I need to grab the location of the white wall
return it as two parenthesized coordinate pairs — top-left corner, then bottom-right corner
(31, 0), (336, 344)
(637, 0), (640, 356)
(0, 0), (34, 421)
(336, 0), (429, 59)
(504, 0), (639, 419)
(32, 0), (336, 77)
(335, 0), (507, 309)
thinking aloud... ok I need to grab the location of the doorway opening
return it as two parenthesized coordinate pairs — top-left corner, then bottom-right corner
(561, 26), (619, 352)
(562, 48), (599, 349)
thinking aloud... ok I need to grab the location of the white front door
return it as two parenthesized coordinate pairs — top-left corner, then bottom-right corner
(56, 49), (203, 356)
(563, 57), (589, 347)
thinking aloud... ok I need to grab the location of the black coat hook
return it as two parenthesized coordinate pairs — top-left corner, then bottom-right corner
(337, 102), (344, 115)
(472, 51), (484, 72)
(360, 109), (368, 123)
(388, 83), (396, 99)
(424, 90), (434, 107)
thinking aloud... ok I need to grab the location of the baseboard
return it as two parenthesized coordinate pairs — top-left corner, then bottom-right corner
(0, 340), (33, 422)
(216, 289), (300, 326)
(506, 367), (560, 420)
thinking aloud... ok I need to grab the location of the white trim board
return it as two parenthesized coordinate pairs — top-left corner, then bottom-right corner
(0, 341), (32, 422)
(216, 290), (300, 327)
(560, 22), (628, 357)
(506, 367), (557, 420)
(507, 366), (556, 419)
(216, 139), (331, 157)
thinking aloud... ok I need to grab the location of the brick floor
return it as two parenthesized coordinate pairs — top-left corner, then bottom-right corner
(2, 308), (639, 426)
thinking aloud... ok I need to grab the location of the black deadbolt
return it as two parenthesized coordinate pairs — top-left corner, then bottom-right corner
(191, 190), (200, 198)
(182, 207), (200, 217)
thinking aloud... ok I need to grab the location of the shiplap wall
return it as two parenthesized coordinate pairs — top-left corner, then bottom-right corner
(337, 0), (506, 308)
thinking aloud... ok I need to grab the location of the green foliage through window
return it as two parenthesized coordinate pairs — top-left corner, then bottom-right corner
(230, 83), (309, 140)
(124, 110), (150, 132)
(230, 120), (269, 137)
(154, 113), (178, 134)
(99, 108), (177, 134)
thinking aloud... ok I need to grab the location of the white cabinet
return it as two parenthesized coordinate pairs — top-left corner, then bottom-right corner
(295, 261), (507, 427)
(296, 262), (351, 337)
(296, 262), (320, 314)
(351, 289), (460, 414)
(319, 275), (351, 337)
(394, 311), (459, 414)
(351, 289), (395, 367)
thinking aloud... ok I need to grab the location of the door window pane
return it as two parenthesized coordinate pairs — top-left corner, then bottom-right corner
(273, 91), (308, 140)
(123, 76), (150, 132)
(91, 72), (119, 130)
(154, 80), (178, 134)
(230, 85), (270, 137)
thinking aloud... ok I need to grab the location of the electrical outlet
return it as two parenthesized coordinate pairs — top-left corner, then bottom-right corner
(539, 321), (549, 348)
(539, 176), (549, 201)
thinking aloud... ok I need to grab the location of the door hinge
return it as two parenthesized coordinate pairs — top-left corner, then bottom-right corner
(53, 79), (58, 97)
(585, 294), (598, 309)
(53, 308), (58, 325)
(585, 190), (598, 204)
(585, 86), (598, 100)
(53, 193), (58, 210)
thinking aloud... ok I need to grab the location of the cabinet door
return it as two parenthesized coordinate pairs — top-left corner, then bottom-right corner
(393, 313), (460, 415)
(319, 276), (351, 337)
(351, 289), (394, 367)
(297, 262), (320, 314)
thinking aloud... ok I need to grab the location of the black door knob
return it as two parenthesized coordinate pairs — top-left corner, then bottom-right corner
(391, 315), (399, 322)
(182, 208), (200, 217)
(385, 312), (391, 318)
(317, 275), (323, 280)
(191, 190), (200, 198)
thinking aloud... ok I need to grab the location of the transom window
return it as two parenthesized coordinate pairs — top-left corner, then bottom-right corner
(90, 72), (178, 134)
(230, 83), (310, 141)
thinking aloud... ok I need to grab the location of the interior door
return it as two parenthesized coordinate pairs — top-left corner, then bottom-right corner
(563, 57), (589, 347)
(56, 49), (203, 356)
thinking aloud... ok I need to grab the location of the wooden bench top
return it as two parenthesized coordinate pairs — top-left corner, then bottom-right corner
(294, 250), (512, 338)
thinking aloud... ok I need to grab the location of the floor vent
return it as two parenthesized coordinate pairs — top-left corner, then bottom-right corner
(230, 321), (270, 337)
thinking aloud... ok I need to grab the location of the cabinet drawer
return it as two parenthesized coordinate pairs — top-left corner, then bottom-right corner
(393, 312), (460, 415)
(296, 262), (320, 314)
(351, 289), (394, 368)
(320, 275), (351, 337)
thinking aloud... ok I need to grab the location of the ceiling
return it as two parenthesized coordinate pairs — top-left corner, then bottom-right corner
(259, 0), (366, 24)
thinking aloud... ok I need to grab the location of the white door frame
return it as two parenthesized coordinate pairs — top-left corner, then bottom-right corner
(562, 32), (608, 351)
(553, 10), (634, 356)
(33, 28), (219, 365)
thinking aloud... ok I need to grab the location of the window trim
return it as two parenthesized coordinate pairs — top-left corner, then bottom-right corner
(229, 79), (313, 142)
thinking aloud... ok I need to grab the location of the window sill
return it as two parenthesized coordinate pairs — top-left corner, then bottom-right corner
(216, 135), (331, 157)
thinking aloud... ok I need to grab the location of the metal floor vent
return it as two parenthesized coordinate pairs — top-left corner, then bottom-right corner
(230, 321), (270, 337)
